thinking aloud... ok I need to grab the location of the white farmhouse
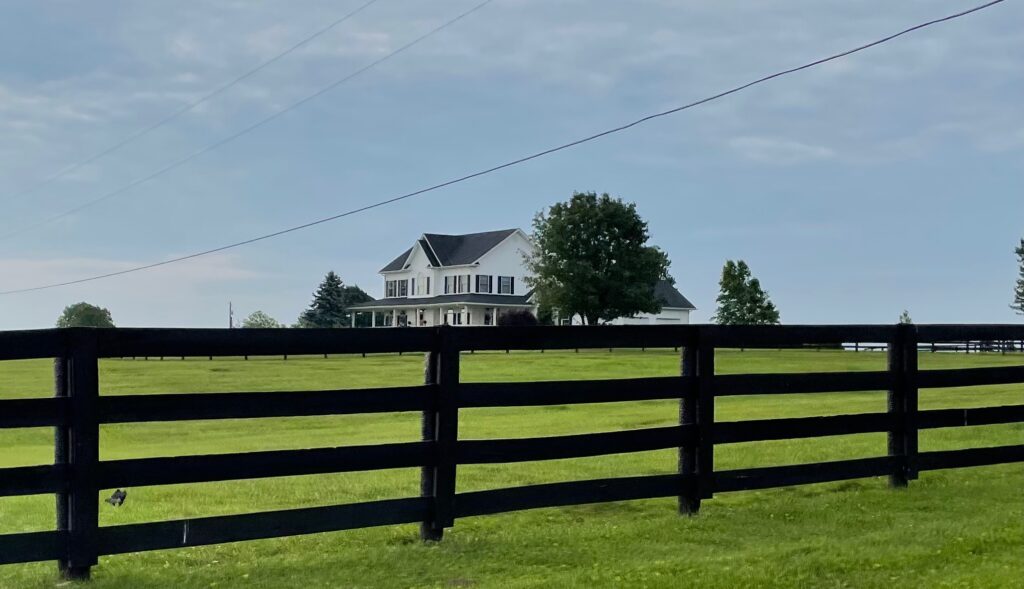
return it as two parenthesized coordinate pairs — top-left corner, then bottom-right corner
(349, 228), (696, 327)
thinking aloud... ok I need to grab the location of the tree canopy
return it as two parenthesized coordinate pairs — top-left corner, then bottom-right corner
(1013, 239), (1024, 316)
(297, 271), (373, 328)
(524, 192), (671, 325)
(899, 310), (913, 324)
(56, 302), (115, 328)
(242, 311), (283, 328)
(712, 260), (780, 325)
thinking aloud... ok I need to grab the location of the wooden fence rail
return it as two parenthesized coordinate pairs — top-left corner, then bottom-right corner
(0, 324), (1023, 579)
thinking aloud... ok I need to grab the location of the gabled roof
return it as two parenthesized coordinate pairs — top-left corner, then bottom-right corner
(422, 229), (518, 266)
(380, 247), (413, 272)
(418, 239), (440, 266)
(655, 279), (696, 310)
(381, 229), (520, 272)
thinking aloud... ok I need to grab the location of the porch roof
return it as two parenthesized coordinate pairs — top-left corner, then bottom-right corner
(349, 292), (533, 310)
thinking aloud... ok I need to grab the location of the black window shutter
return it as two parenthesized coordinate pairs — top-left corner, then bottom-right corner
(510, 276), (515, 295)
(490, 275), (495, 293)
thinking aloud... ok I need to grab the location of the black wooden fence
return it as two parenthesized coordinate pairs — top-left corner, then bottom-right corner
(1, 325), (1023, 579)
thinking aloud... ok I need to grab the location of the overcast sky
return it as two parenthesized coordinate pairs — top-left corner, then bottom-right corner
(0, 0), (1021, 329)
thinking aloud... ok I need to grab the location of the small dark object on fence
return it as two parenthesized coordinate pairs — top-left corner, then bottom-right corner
(105, 490), (127, 507)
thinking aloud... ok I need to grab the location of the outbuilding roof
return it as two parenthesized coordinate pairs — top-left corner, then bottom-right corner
(655, 279), (696, 310)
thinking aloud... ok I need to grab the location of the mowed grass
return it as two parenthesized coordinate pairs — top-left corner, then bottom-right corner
(0, 348), (1022, 588)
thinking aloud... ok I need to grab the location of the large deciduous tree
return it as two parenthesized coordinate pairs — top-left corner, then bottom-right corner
(524, 192), (671, 325)
(56, 302), (115, 328)
(242, 311), (283, 328)
(1013, 238), (1024, 316)
(298, 272), (373, 327)
(713, 260), (780, 325)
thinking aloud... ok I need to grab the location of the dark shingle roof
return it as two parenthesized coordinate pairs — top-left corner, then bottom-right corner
(380, 247), (413, 272)
(655, 279), (696, 310)
(421, 229), (518, 266)
(349, 292), (534, 309)
(418, 239), (440, 266)
(380, 229), (518, 272)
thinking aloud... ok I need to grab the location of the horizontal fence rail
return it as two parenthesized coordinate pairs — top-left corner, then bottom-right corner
(0, 324), (1022, 580)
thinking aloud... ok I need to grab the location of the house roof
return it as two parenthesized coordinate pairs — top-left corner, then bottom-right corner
(655, 279), (696, 310)
(349, 292), (534, 309)
(380, 229), (519, 272)
(380, 247), (414, 272)
(422, 229), (518, 266)
(418, 238), (440, 266)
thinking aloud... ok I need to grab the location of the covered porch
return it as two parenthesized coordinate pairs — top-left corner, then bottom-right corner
(350, 302), (534, 327)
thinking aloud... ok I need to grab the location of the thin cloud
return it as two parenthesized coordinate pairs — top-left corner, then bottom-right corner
(729, 136), (835, 164)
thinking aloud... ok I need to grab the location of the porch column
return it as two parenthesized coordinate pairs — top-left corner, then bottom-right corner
(371, 312), (376, 327)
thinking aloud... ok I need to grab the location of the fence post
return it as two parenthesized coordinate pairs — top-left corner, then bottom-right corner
(421, 327), (459, 540)
(904, 325), (919, 482)
(695, 330), (716, 501)
(678, 340), (699, 515)
(887, 324), (918, 487)
(420, 345), (440, 540)
(53, 355), (71, 576)
(62, 329), (100, 579)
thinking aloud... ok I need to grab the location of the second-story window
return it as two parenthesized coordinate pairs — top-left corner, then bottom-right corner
(386, 280), (397, 298)
(415, 276), (431, 296)
(477, 275), (492, 293)
(398, 280), (408, 297)
(498, 276), (514, 294)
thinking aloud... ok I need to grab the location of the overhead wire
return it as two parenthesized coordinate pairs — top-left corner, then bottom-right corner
(0, 0), (1007, 295)
(0, 0), (383, 206)
(0, 0), (496, 240)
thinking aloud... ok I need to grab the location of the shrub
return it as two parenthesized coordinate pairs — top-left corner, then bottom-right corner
(497, 309), (539, 327)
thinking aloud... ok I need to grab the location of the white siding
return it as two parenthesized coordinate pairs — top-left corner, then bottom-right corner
(473, 231), (533, 296)
(609, 308), (691, 325)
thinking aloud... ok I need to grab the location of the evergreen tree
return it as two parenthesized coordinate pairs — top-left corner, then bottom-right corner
(297, 272), (374, 327)
(713, 260), (780, 325)
(899, 310), (913, 324)
(1013, 239), (1024, 316)
(298, 271), (349, 328)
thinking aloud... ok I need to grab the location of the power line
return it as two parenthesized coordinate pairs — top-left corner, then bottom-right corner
(0, 0), (495, 241)
(0, 0), (383, 207)
(0, 0), (1006, 296)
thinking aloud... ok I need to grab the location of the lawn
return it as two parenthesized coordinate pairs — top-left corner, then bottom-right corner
(0, 349), (1021, 588)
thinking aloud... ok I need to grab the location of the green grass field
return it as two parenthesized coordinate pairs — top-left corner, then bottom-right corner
(1, 349), (1021, 588)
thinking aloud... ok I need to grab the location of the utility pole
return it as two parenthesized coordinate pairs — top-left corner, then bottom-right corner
(229, 302), (234, 329)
